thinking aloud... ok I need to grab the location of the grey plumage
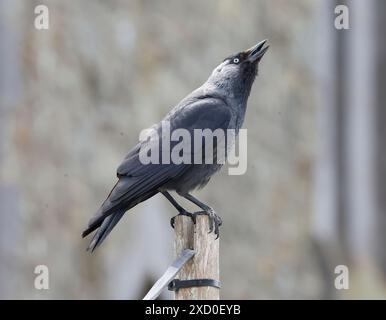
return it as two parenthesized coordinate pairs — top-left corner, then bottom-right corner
(83, 40), (269, 251)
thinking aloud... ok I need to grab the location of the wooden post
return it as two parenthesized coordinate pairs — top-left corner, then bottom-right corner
(173, 214), (220, 300)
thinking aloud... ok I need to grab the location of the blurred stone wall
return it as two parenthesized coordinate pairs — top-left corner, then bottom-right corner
(0, 0), (320, 299)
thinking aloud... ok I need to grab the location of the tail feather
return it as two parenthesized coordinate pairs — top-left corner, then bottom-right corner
(86, 210), (125, 252)
(82, 189), (158, 240)
(82, 153), (186, 251)
(85, 164), (186, 237)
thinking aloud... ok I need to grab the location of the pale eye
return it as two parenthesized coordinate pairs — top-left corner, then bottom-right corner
(233, 58), (240, 64)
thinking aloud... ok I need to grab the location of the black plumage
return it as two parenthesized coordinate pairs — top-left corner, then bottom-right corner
(82, 40), (269, 251)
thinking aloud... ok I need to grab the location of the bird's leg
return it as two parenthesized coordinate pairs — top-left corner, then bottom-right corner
(178, 192), (222, 239)
(161, 191), (195, 228)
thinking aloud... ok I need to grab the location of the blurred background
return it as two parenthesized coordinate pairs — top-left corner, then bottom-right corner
(0, 0), (385, 299)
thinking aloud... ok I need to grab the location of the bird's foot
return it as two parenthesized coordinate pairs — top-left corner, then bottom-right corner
(170, 209), (222, 239)
(193, 209), (222, 239)
(170, 210), (195, 228)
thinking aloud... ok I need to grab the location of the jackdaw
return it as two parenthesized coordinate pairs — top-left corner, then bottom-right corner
(82, 40), (269, 251)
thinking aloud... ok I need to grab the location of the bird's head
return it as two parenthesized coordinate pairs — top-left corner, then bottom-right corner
(207, 40), (269, 100)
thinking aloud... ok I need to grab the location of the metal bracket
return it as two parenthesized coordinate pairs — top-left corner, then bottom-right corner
(143, 249), (195, 300)
(168, 278), (221, 291)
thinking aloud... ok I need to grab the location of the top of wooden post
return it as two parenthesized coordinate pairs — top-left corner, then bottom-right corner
(173, 214), (220, 300)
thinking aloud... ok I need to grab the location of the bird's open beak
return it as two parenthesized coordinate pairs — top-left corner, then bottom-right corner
(246, 39), (269, 62)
